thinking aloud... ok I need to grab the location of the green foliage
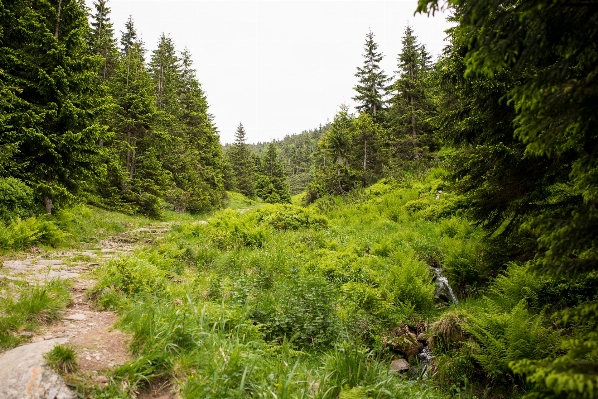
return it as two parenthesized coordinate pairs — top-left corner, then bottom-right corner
(0, 279), (71, 350)
(0, 177), (36, 222)
(45, 344), (78, 374)
(463, 300), (560, 383)
(251, 276), (339, 348)
(99, 257), (167, 297)
(228, 123), (256, 198)
(0, 216), (69, 250)
(0, 0), (108, 213)
(256, 204), (328, 231)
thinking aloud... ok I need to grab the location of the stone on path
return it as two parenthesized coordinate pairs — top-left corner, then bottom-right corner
(0, 338), (75, 399)
(65, 313), (87, 321)
(389, 358), (410, 373)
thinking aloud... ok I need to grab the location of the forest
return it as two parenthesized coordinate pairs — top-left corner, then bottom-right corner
(0, 0), (596, 398)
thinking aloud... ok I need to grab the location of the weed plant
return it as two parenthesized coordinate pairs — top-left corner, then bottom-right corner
(45, 343), (78, 374)
(0, 279), (71, 350)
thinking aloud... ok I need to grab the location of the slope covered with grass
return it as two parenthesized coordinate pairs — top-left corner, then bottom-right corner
(82, 168), (491, 398)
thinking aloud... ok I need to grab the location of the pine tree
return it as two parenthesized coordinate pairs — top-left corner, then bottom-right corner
(353, 30), (390, 120)
(164, 48), (225, 212)
(88, 0), (118, 81)
(350, 112), (383, 186)
(307, 106), (358, 201)
(387, 25), (435, 163)
(149, 34), (181, 113)
(255, 143), (291, 203)
(228, 123), (255, 198)
(0, 0), (107, 214)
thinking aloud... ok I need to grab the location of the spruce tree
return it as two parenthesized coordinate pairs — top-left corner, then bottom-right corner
(228, 123), (255, 198)
(353, 30), (390, 120)
(255, 143), (291, 203)
(387, 25), (434, 163)
(0, 0), (107, 213)
(88, 0), (118, 81)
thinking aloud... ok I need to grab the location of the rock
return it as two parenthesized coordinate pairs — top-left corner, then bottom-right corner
(389, 358), (410, 373)
(0, 338), (75, 399)
(65, 313), (86, 321)
(385, 331), (423, 360)
(417, 333), (427, 343)
(96, 375), (108, 384)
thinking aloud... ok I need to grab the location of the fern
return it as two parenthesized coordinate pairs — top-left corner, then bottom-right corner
(463, 299), (560, 381)
(511, 302), (598, 399)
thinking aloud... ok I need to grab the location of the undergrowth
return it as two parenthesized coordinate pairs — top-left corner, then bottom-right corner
(0, 278), (71, 350)
(87, 169), (489, 398)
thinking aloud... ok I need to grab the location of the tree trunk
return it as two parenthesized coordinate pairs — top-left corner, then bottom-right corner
(44, 197), (53, 215)
(54, 0), (62, 39)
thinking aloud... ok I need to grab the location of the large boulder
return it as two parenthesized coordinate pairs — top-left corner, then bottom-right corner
(0, 339), (75, 399)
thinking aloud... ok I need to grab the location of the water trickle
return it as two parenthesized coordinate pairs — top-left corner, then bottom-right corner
(417, 346), (433, 379)
(432, 267), (459, 305)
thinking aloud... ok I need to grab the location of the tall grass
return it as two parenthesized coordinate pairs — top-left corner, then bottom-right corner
(0, 279), (71, 350)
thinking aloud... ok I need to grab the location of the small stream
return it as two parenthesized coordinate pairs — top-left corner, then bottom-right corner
(432, 267), (459, 305)
(414, 267), (459, 378)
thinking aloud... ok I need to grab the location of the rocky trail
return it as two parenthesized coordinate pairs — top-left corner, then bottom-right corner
(0, 223), (175, 399)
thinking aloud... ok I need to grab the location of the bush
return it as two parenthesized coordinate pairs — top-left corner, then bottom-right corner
(0, 177), (36, 222)
(256, 204), (328, 231)
(0, 216), (69, 250)
(250, 276), (338, 348)
(463, 299), (560, 383)
(98, 258), (167, 297)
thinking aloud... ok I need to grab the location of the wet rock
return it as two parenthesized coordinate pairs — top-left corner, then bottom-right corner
(384, 327), (424, 360)
(389, 358), (410, 373)
(0, 338), (75, 399)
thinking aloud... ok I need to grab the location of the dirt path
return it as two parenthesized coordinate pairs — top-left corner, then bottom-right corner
(0, 223), (176, 398)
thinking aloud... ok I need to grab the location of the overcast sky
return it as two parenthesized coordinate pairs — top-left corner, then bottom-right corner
(86, 1), (452, 144)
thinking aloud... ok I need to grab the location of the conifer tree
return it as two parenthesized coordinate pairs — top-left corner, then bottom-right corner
(150, 34), (181, 113)
(228, 123), (255, 198)
(88, 0), (118, 81)
(0, 0), (107, 213)
(387, 25), (435, 163)
(353, 30), (390, 121)
(350, 112), (383, 186)
(307, 106), (358, 200)
(163, 48), (225, 212)
(255, 143), (291, 203)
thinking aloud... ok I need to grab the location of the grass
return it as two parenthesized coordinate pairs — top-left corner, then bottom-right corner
(0, 279), (71, 351)
(83, 170), (490, 398)
(45, 343), (78, 374)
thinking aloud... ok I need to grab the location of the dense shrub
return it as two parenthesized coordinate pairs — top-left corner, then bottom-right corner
(256, 203), (328, 230)
(0, 177), (36, 221)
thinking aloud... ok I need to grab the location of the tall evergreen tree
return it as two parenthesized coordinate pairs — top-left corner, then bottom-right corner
(228, 123), (255, 198)
(307, 106), (358, 200)
(387, 25), (435, 163)
(0, 0), (107, 213)
(88, 0), (118, 81)
(350, 112), (383, 186)
(149, 34), (181, 113)
(353, 30), (390, 120)
(163, 48), (225, 212)
(255, 143), (291, 203)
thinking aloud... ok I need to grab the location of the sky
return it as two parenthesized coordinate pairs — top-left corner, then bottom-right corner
(87, 1), (452, 144)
